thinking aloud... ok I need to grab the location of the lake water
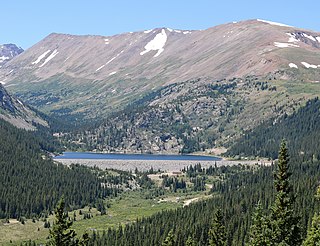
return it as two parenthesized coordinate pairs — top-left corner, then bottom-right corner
(54, 152), (221, 161)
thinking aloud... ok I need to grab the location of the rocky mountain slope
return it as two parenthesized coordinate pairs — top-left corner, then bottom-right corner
(64, 71), (320, 154)
(0, 44), (23, 67)
(0, 84), (47, 130)
(1, 19), (320, 119)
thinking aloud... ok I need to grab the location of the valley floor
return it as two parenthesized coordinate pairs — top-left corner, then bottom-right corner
(0, 184), (212, 245)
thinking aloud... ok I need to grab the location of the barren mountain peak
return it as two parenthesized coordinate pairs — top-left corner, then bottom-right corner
(0, 43), (23, 66)
(256, 18), (293, 27)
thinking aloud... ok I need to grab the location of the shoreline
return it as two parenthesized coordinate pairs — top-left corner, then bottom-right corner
(54, 151), (222, 158)
(55, 158), (271, 172)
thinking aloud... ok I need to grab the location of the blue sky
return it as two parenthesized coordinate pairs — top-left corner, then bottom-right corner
(2, 0), (320, 49)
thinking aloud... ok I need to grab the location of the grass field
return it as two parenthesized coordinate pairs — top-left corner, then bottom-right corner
(0, 188), (210, 245)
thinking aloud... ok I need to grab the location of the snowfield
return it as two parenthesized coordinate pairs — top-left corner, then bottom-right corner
(140, 29), (168, 57)
(32, 50), (51, 65)
(39, 50), (59, 68)
(274, 42), (299, 48)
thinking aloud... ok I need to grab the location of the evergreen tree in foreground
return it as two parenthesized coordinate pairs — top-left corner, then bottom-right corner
(303, 186), (320, 245)
(248, 201), (271, 246)
(270, 140), (302, 245)
(185, 235), (196, 246)
(208, 209), (226, 246)
(46, 198), (77, 246)
(162, 230), (175, 246)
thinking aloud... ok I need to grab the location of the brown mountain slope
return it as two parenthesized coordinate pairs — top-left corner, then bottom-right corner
(0, 84), (47, 129)
(1, 19), (320, 118)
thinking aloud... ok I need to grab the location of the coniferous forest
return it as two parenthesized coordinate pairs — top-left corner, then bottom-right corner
(19, 141), (320, 245)
(0, 118), (123, 219)
(84, 156), (320, 245)
(226, 97), (320, 160)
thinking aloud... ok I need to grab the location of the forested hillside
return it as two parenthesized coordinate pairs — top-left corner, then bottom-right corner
(15, 144), (320, 245)
(86, 157), (320, 245)
(226, 97), (320, 159)
(0, 119), (127, 219)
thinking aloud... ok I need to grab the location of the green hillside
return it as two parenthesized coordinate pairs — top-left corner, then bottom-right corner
(226, 97), (320, 159)
(0, 119), (122, 219)
(60, 71), (320, 154)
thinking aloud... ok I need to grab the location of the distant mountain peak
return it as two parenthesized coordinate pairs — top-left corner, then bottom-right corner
(0, 44), (23, 66)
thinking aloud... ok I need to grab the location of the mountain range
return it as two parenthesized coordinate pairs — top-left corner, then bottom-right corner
(0, 19), (320, 153)
(2, 18), (320, 246)
(1, 19), (320, 119)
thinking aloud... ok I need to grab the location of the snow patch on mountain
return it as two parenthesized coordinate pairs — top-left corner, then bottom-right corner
(106, 56), (117, 65)
(109, 71), (117, 76)
(301, 62), (318, 69)
(165, 28), (190, 34)
(17, 99), (23, 106)
(96, 64), (105, 72)
(316, 37), (320, 42)
(144, 29), (153, 34)
(289, 63), (298, 68)
(302, 33), (316, 42)
(0, 56), (10, 63)
(286, 33), (299, 43)
(257, 19), (292, 27)
(274, 42), (299, 48)
(104, 38), (109, 44)
(140, 29), (168, 57)
(96, 50), (125, 72)
(32, 50), (51, 65)
(39, 50), (59, 68)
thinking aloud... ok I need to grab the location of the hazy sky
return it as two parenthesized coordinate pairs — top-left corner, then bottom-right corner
(2, 0), (320, 49)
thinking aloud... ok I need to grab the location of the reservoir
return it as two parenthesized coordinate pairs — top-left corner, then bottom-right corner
(54, 152), (221, 161)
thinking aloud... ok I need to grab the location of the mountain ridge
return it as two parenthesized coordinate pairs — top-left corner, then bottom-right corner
(0, 43), (23, 67)
(1, 19), (320, 119)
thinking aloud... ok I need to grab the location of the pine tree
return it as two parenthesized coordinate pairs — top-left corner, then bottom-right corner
(46, 198), (78, 246)
(208, 209), (226, 246)
(79, 232), (90, 246)
(248, 201), (271, 246)
(185, 235), (196, 246)
(303, 216), (320, 246)
(270, 140), (302, 245)
(162, 230), (175, 246)
(303, 186), (320, 245)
